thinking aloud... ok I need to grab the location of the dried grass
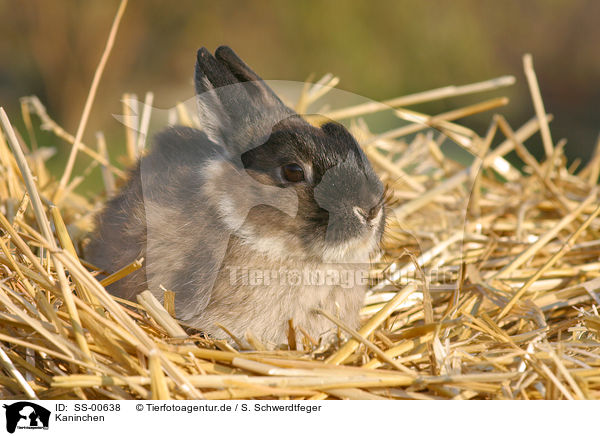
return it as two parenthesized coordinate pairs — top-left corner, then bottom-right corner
(0, 41), (599, 399)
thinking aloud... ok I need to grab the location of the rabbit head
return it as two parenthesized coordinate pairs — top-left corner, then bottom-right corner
(196, 47), (386, 264)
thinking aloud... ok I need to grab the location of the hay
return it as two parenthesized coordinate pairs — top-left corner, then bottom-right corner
(1, 51), (599, 400)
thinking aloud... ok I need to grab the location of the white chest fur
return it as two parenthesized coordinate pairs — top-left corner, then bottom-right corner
(194, 250), (368, 348)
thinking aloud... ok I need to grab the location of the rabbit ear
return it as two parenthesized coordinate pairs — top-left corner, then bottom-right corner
(214, 46), (262, 82)
(194, 48), (241, 146)
(215, 45), (291, 112)
(195, 47), (239, 93)
(194, 46), (295, 154)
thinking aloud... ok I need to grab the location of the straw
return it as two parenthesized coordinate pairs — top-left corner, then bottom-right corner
(1, 47), (600, 400)
(324, 75), (515, 120)
(523, 54), (554, 159)
(55, 0), (128, 203)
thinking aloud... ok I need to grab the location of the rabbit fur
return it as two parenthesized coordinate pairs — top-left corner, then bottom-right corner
(87, 46), (386, 348)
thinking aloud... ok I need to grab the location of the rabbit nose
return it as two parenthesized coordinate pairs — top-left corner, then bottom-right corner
(353, 203), (382, 223)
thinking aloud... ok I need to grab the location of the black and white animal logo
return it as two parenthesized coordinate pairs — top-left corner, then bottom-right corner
(2, 402), (50, 434)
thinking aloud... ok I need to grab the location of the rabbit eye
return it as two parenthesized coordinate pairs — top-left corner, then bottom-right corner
(282, 163), (305, 183)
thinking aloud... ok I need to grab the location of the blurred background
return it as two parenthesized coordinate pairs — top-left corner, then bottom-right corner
(1, 0), (598, 193)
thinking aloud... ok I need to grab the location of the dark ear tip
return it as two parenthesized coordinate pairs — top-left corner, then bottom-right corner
(215, 45), (237, 62)
(215, 45), (233, 54)
(196, 47), (211, 63)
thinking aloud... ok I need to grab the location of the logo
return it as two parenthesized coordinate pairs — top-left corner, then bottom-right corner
(2, 402), (50, 434)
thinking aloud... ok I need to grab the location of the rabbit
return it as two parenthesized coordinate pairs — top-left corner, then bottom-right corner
(86, 46), (386, 348)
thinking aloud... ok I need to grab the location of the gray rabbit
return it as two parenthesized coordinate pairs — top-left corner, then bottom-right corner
(87, 46), (386, 347)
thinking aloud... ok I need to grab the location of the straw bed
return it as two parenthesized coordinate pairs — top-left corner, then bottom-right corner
(0, 52), (599, 400)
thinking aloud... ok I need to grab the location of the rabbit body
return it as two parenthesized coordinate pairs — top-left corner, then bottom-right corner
(87, 47), (385, 347)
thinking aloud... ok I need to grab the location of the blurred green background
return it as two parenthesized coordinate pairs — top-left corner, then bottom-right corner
(1, 0), (598, 194)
